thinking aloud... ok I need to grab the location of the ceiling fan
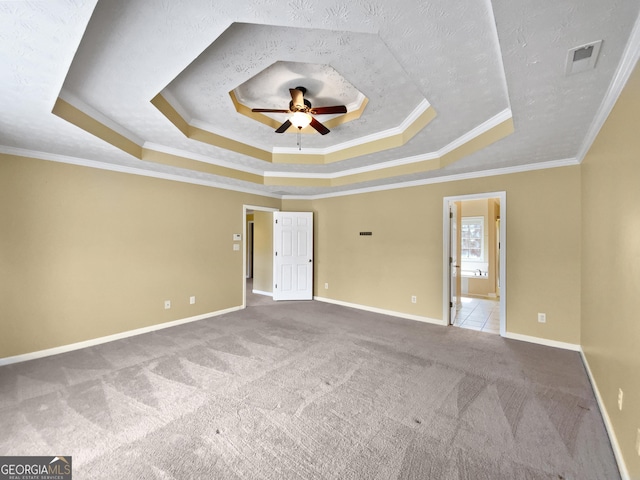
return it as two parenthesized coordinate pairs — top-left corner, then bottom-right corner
(251, 86), (347, 135)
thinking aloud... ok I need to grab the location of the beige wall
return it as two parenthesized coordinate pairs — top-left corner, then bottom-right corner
(1, 156), (582, 355)
(252, 211), (273, 294)
(0, 155), (279, 358)
(284, 164), (582, 344)
(581, 63), (640, 477)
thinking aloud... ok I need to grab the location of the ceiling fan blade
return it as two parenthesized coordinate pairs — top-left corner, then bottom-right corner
(309, 117), (330, 135)
(310, 105), (347, 115)
(251, 108), (291, 113)
(289, 88), (304, 109)
(275, 119), (292, 133)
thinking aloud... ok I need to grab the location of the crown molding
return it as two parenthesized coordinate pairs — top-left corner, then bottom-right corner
(438, 108), (512, 156)
(143, 142), (265, 176)
(0, 146), (282, 199)
(282, 157), (580, 200)
(1, 145), (582, 200)
(153, 90), (435, 164)
(272, 99), (432, 155)
(137, 107), (511, 182)
(54, 88), (509, 183)
(576, 11), (640, 163)
(263, 152), (440, 179)
(264, 108), (511, 179)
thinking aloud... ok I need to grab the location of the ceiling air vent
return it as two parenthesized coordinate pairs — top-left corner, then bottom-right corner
(565, 40), (602, 76)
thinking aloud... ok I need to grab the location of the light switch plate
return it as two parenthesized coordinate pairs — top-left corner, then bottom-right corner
(233, 233), (241, 241)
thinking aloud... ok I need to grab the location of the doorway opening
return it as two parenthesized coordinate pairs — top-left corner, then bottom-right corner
(242, 205), (279, 308)
(442, 192), (506, 336)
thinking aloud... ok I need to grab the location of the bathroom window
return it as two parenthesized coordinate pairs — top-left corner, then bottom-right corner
(461, 217), (484, 261)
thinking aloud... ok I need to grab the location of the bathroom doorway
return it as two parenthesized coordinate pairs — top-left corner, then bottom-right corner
(443, 192), (506, 336)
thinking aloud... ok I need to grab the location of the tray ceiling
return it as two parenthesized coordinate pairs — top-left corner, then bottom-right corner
(1, 0), (639, 197)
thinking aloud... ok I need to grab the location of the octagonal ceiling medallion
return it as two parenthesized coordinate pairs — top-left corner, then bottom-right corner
(151, 22), (436, 164)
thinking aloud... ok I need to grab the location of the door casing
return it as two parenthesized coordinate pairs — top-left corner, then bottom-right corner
(449, 202), (459, 324)
(442, 192), (506, 336)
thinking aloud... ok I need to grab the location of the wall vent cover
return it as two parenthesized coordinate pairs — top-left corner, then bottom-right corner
(565, 40), (602, 76)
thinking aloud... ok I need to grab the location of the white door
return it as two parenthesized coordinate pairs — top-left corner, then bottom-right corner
(450, 203), (459, 324)
(273, 212), (313, 300)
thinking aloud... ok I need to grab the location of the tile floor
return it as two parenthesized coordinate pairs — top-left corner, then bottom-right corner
(453, 297), (500, 334)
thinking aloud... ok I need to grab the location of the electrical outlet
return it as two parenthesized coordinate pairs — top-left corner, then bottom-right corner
(537, 313), (546, 323)
(324, 283), (329, 289)
(164, 300), (171, 310)
(618, 388), (624, 411)
(190, 296), (196, 305)
(411, 295), (417, 304)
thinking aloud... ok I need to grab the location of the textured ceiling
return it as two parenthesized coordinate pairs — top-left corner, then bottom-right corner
(0, 0), (639, 198)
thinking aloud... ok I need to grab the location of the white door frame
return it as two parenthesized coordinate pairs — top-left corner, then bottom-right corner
(242, 204), (279, 308)
(442, 192), (506, 336)
(449, 202), (459, 324)
(246, 220), (254, 279)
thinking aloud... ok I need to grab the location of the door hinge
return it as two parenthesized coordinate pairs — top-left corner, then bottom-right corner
(275, 251), (278, 256)
(275, 284), (277, 289)
(450, 211), (453, 218)
(449, 256), (453, 263)
(275, 219), (278, 224)
(450, 301), (453, 308)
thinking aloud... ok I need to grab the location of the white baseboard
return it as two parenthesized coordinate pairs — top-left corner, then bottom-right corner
(252, 289), (273, 297)
(580, 349), (630, 480)
(314, 296), (445, 326)
(0, 306), (243, 367)
(502, 331), (581, 351)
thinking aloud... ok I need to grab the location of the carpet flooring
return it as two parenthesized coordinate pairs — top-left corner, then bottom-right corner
(0, 299), (620, 479)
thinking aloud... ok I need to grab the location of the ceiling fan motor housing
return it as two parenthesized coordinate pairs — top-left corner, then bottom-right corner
(251, 85), (346, 135)
(290, 98), (312, 111)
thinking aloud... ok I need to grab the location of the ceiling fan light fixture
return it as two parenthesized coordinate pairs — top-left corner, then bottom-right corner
(290, 111), (312, 129)
(252, 87), (344, 135)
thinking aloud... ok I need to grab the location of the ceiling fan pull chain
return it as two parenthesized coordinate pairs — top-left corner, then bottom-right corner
(297, 130), (302, 150)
